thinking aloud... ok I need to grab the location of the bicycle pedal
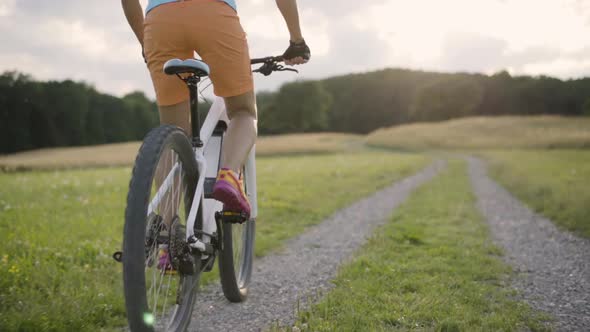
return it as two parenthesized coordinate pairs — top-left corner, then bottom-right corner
(216, 211), (248, 224)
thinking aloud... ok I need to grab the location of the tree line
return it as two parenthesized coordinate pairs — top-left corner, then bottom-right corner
(0, 72), (159, 153)
(1, 69), (589, 153)
(258, 69), (590, 134)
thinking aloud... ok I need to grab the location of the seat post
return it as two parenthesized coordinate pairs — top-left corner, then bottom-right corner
(187, 77), (203, 148)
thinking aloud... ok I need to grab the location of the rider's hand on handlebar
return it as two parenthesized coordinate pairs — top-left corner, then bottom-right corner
(283, 39), (311, 66)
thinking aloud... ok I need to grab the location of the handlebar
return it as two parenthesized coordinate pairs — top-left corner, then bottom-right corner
(250, 56), (284, 65)
(250, 55), (298, 76)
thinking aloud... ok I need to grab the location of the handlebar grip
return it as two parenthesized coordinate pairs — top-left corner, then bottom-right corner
(250, 56), (284, 65)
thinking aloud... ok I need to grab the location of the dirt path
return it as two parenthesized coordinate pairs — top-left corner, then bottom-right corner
(188, 161), (445, 331)
(468, 157), (590, 331)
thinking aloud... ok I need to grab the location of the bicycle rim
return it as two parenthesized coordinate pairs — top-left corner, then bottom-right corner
(123, 125), (200, 332)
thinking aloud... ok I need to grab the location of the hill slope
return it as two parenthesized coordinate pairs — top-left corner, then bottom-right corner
(367, 115), (590, 150)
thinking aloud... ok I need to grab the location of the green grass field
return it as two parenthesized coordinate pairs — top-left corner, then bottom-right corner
(293, 161), (549, 331)
(2, 116), (587, 331)
(481, 150), (590, 239)
(0, 151), (428, 331)
(367, 115), (590, 150)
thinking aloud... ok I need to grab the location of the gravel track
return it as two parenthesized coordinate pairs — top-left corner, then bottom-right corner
(188, 160), (445, 331)
(468, 157), (590, 331)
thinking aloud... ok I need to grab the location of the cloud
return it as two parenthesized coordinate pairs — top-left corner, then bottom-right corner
(521, 59), (590, 79)
(252, 22), (390, 93)
(1, 0), (590, 99)
(0, 0), (15, 16)
(506, 47), (562, 68)
(438, 31), (590, 78)
(298, 0), (387, 16)
(440, 33), (508, 73)
(573, 0), (590, 24)
(306, 23), (391, 76)
(247, 0), (391, 92)
(14, 0), (125, 26)
(0, 0), (146, 96)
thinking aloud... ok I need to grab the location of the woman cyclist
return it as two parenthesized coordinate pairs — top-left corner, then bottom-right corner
(121, 0), (311, 218)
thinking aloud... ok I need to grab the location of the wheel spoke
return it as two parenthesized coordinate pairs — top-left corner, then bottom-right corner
(145, 147), (190, 328)
(233, 224), (244, 282)
(153, 269), (165, 317)
(161, 273), (173, 320)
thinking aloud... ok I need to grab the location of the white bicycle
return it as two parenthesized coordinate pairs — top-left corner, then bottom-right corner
(115, 55), (296, 331)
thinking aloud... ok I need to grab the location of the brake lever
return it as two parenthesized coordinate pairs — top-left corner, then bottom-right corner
(273, 64), (298, 73)
(279, 67), (299, 73)
(254, 62), (299, 76)
(253, 63), (274, 76)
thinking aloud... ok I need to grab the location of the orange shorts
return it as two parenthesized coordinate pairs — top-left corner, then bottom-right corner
(144, 0), (254, 106)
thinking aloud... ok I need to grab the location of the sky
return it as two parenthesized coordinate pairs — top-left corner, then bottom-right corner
(1, 0), (589, 100)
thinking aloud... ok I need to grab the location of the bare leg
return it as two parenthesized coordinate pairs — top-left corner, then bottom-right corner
(156, 94), (256, 172)
(222, 91), (257, 172)
(158, 99), (191, 135)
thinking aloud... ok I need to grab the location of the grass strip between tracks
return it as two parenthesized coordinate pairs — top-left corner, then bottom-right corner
(293, 160), (549, 331)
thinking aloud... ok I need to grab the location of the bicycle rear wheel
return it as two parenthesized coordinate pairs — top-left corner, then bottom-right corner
(123, 125), (201, 332)
(218, 167), (256, 302)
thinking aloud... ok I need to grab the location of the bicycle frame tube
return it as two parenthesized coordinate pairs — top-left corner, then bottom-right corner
(244, 145), (258, 218)
(146, 95), (258, 251)
(186, 97), (258, 247)
(189, 79), (202, 146)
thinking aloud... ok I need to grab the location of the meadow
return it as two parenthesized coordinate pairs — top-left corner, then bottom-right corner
(367, 115), (590, 150)
(293, 161), (549, 331)
(481, 149), (590, 238)
(0, 149), (428, 331)
(2, 117), (589, 331)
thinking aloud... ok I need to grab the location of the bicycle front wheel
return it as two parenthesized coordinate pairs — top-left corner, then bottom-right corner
(218, 166), (256, 303)
(123, 125), (201, 332)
